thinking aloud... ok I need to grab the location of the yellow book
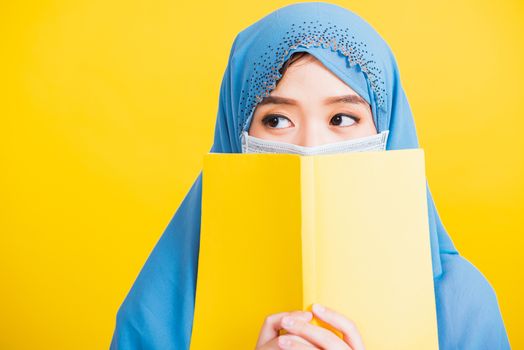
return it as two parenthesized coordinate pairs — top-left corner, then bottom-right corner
(190, 149), (439, 349)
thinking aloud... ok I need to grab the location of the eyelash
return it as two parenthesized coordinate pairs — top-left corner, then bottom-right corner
(261, 113), (360, 128)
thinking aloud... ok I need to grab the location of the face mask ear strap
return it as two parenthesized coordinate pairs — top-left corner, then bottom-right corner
(382, 130), (390, 149)
(240, 131), (249, 153)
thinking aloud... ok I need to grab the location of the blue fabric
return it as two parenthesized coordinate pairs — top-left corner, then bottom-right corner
(110, 2), (510, 349)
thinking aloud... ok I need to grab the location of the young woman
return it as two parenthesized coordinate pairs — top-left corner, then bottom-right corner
(111, 3), (510, 349)
(250, 51), (379, 350)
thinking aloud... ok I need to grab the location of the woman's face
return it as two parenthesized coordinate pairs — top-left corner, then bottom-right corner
(249, 54), (377, 147)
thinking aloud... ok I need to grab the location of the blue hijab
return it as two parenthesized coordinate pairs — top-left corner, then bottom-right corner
(111, 3), (510, 349)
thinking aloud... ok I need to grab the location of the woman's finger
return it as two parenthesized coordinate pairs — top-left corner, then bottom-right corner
(311, 303), (365, 350)
(280, 315), (349, 350)
(256, 310), (313, 347)
(278, 335), (320, 349)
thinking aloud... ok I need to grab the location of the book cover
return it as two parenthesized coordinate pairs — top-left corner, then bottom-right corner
(190, 149), (439, 349)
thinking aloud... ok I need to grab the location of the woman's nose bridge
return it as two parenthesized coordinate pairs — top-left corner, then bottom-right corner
(297, 118), (323, 147)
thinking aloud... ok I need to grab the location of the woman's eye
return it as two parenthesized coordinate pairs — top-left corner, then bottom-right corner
(262, 115), (293, 129)
(330, 113), (358, 127)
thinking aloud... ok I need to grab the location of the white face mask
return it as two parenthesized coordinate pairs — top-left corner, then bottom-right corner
(241, 130), (389, 156)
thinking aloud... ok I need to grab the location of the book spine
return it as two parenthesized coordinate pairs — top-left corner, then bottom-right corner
(300, 156), (317, 310)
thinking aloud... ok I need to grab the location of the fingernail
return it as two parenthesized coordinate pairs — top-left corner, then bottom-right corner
(313, 303), (325, 313)
(278, 336), (292, 348)
(282, 316), (295, 328)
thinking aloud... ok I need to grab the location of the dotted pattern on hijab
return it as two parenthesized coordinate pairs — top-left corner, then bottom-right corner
(238, 20), (387, 136)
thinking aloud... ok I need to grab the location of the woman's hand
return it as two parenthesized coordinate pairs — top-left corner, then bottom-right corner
(280, 303), (365, 350)
(255, 304), (365, 350)
(255, 310), (318, 349)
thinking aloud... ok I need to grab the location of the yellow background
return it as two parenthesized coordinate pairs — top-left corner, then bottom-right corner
(1, 0), (522, 348)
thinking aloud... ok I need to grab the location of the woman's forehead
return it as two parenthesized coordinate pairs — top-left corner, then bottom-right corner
(264, 55), (370, 108)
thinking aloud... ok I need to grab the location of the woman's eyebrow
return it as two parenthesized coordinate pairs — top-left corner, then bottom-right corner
(258, 95), (297, 106)
(323, 94), (367, 106)
(258, 94), (367, 106)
